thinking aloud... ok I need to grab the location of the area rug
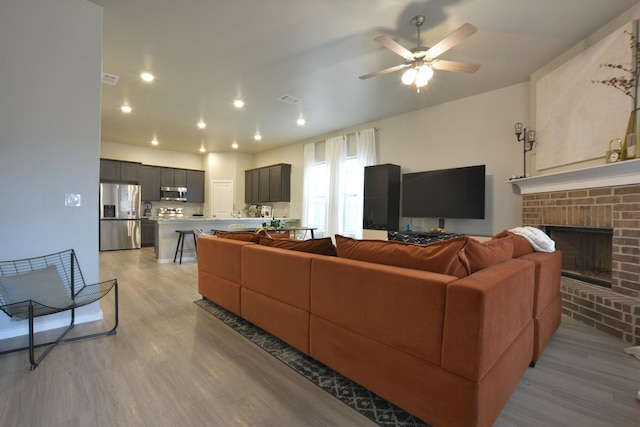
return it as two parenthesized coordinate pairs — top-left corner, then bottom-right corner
(195, 298), (431, 427)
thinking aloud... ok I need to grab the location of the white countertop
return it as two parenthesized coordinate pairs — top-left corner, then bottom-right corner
(148, 216), (297, 222)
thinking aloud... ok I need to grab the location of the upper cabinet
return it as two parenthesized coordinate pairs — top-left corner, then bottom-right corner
(140, 165), (160, 201)
(100, 159), (141, 183)
(160, 167), (187, 187)
(138, 164), (204, 202)
(245, 163), (291, 203)
(186, 170), (205, 202)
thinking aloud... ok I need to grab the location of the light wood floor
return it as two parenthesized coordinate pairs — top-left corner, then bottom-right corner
(0, 248), (638, 427)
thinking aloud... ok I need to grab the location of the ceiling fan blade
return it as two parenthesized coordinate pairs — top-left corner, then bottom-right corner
(426, 23), (477, 59)
(375, 35), (413, 59)
(359, 63), (410, 80)
(431, 59), (480, 73)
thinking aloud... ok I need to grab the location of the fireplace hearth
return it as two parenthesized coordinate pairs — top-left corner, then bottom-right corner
(512, 165), (640, 344)
(545, 226), (613, 288)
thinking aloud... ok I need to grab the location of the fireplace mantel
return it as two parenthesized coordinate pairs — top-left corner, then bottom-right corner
(509, 158), (640, 194)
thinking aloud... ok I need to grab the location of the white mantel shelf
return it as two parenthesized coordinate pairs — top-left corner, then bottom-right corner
(508, 158), (640, 194)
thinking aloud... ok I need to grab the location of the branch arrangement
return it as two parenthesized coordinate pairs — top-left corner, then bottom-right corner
(592, 30), (639, 104)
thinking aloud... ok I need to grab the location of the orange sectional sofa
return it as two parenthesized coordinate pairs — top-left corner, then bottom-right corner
(197, 233), (562, 427)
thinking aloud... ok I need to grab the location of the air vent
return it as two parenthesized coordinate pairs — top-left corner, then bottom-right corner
(278, 94), (300, 105)
(101, 73), (119, 85)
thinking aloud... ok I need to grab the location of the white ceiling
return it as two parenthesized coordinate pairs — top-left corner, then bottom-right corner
(90, 0), (640, 154)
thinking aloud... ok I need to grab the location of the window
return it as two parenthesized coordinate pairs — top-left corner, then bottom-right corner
(302, 128), (376, 239)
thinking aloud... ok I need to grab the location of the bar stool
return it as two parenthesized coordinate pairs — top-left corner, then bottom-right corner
(174, 230), (197, 264)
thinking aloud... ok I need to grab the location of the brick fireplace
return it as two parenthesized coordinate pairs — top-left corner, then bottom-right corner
(512, 159), (640, 345)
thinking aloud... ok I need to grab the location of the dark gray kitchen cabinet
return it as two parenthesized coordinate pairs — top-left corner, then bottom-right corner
(141, 218), (156, 247)
(244, 169), (260, 203)
(268, 163), (290, 202)
(140, 165), (160, 201)
(258, 168), (270, 202)
(244, 163), (291, 203)
(186, 170), (205, 202)
(159, 167), (188, 187)
(100, 159), (141, 183)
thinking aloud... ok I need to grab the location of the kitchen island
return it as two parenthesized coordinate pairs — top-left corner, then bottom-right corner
(151, 217), (299, 263)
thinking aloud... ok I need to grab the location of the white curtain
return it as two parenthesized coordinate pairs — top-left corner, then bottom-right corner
(324, 135), (347, 237)
(301, 142), (315, 231)
(301, 129), (376, 240)
(354, 128), (377, 238)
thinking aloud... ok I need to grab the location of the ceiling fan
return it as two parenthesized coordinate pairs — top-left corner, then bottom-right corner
(359, 15), (480, 91)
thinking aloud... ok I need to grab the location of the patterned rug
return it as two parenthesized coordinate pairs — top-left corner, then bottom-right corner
(194, 298), (431, 427)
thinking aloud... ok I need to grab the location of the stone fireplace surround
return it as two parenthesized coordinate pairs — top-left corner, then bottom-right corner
(511, 159), (640, 345)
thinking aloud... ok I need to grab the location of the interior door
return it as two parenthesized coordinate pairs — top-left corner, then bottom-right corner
(210, 180), (234, 218)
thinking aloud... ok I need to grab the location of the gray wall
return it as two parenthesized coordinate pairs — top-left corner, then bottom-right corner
(0, 0), (103, 338)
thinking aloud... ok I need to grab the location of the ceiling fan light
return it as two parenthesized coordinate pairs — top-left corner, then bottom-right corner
(401, 68), (417, 85)
(415, 66), (434, 87)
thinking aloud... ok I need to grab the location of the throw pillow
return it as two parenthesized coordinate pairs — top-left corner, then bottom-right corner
(462, 237), (514, 273)
(216, 231), (260, 243)
(265, 230), (291, 239)
(492, 230), (534, 257)
(334, 235), (471, 278)
(259, 237), (337, 256)
(0, 265), (73, 320)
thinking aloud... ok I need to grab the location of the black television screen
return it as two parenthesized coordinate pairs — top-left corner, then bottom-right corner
(402, 165), (485, 219)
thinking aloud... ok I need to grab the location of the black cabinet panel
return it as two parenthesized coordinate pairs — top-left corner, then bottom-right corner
(258, 168), (270, 202)
(160, 168), (174, 187)
(244, 164), (291, 203)
(363, 164), (400, 231)
(100, 159), (141, 183)
(187, 170), (204, 202)
(174, 169), (187, 187)
(140, 165), (160, 201)
(250, 170), (259, 203)
(120, 162), (140, 183)
(141, 219), (156, 247)
(100, 159), (120, 182)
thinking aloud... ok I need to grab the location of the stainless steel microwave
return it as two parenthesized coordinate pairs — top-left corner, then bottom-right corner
(160, 186), (187, 201)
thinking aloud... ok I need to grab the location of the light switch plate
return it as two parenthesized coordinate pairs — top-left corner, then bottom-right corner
(65, 193), (82, 207)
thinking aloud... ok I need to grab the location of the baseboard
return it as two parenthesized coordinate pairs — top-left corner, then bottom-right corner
(0, 309), (104, 340)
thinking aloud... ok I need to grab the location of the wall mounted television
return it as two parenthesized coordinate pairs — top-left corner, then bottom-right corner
(401, 164), (486, 224)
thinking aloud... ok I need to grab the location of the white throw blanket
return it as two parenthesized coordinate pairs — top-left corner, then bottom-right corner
(509, 226), (556, 253)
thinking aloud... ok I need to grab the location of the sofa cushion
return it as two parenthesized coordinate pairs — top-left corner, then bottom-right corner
(335, 234), (471, 278)
(492, 230), (534, 257)
(462, 237), (514, 273)
(259, 236), (337, 256)
(217, 231), (260, 243)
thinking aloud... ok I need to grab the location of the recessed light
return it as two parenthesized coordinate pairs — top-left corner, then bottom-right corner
(140, 72), (155, 82)
(296, 117), (306, 126)
(151, 139), (159, 146)
(232, 142), (239, 149)
(254, 132), (262, 141)
(121, 105), (132, 113)
(199, 146), (206, 153)
(233, 99), (245, 108)
(197, 121), (206, 129)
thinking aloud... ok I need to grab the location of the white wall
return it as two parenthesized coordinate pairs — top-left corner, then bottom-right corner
(0, 0), (103, 338)
(530, 2), (640, 175)
(255, 82), (529, 236)
(101, 140), (203, 170)
(204, 152), (254, 216)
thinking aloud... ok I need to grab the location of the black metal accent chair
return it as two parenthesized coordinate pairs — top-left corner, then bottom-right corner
(0, 249), (118, 370)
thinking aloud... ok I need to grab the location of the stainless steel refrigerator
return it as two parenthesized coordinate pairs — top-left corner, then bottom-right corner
(100, 183), (141, 251)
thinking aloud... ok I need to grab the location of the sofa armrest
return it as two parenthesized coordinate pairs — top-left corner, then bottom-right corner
(441, 258), (535, 381)
(517, 250), (563, 317)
